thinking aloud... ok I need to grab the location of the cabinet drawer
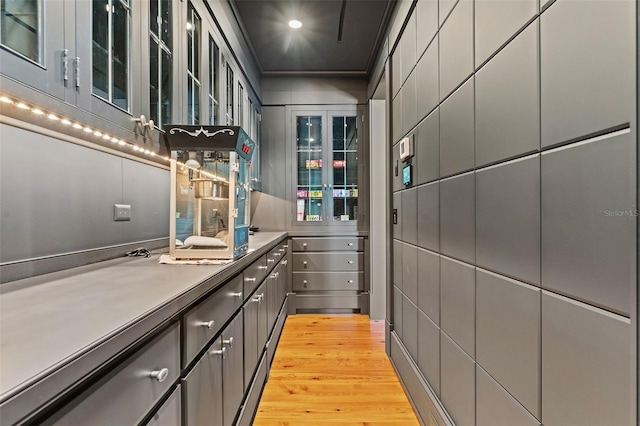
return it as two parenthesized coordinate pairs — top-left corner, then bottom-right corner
(183, 275), (243, 366)
(292, 272), (364, 291)
(45, 323), (180, 426)
(291, 237), (363, 252)
(145, 384), (181, 426)
(243, 255), (268, 296)
(266, 243), (286, 272)
(292, 253), (364, 272)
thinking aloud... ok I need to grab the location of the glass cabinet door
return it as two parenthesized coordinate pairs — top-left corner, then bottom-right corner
(296, 115), (324, 222)
(331, 115), (358, 222)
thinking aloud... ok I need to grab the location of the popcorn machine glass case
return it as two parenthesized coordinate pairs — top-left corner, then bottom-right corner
(164, 125), (255, 260)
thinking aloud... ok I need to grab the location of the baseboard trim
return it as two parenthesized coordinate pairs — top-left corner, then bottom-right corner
(389, 331), (453, 426)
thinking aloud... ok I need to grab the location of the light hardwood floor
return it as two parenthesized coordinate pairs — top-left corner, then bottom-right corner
(253, 314), (420, 425)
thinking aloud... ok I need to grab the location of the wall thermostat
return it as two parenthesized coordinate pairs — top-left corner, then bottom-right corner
(399, 134), (414, 161)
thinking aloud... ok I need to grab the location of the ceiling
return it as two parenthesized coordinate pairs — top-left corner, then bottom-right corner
(230, 0), (395, 76)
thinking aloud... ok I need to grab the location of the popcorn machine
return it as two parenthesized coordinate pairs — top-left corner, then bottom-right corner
(163, 125), (255, 260)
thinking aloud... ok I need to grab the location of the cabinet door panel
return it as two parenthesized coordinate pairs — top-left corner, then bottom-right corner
(145, 385), (182, 426)
(243, 255), (267, 296)
(184, 337), (223, 426)
(222, 314), (244, 426)
(243, 296), (260, 389)
(292, 271), (364, 291)
(256, 282), (268, 353)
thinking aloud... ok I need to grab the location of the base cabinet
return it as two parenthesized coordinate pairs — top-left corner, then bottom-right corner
(183, 337), (224, 426)
(145, 385), (182, 426)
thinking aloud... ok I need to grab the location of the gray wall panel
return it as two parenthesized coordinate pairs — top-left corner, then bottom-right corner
(401, 11), (417, 85)
(542, 291), (632, 426)
(418, 310), (440, 396)
(474, 0), (537, 67)
(440, 78), (475, 177)
(440, 256), (475, 357)
(392, 50), (402, 99)
(440, 172), (475, 264)
(394, 240), (403, 290)
(417, 181), (439, 252)
(403, 243), (418, 304)
(416, 0), (438, 57)
(475, 23), (540, 167)
(476, 155), (541, 285)
(1, 125), (124, 263)
(541, 132), (636, 316)
(403, 294), (419, 362)
(417, 248), (440, 325)
(393, 143), (402, 192)
(394, 285), (403, 338)
(540, 0), (635, 147)
(476, 269), (541, 419)
(393, 92), (403, 143)
(476, 366), (541, 426)
(401, 73), (418, 135)
(122, 159), (170, 242)
(415, 108), (440, 185)
(439, 0), (474, 99)
(441, 331), (476, 426)
(402, 187), (418, 245)
(416, 40), (439, 123)
(439, 0), (459, 27)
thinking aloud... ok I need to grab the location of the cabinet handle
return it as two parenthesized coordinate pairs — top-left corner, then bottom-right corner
(302, 261), (308, 269)
(231, 292), (243, 299)
(347, 242), (354, 247)
(282, 260), (288, 266)
(245, 277), (256, 283)
(150, 368), (169, 383)
(258, 293), (264, 303)
(75, 57), (80, 88)
(273, 252), (281, 257)
(302, 243), (307, 248)
(258, 265), (268, 270)
(279, 248), (285, 252)
(199, 320), (215, 329)
(267, 258), (275, 263)
(223, 337), (234, 348)
(283, 244), (289, 248)
(271, 272), (279, 279)
(63, 49), (69, 82)
(211, 347), (227, 358)
(302, 279), (308, 288)
(347, 280), (354, 284)
(347, 260), (354, 264)
(252, 294), (262, 303)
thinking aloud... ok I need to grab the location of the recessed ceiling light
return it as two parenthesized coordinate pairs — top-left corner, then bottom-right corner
(288, 20), (302, 29)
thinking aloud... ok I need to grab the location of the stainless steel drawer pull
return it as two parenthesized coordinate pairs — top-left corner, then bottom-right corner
(347, 260), (354, 264)
(302, 261), (308, 268)
(274, 252), (282, 257)
(258, 293), (264, 301)
(223, 337), (234, 348)
(231, 292), (243, 299)
(302, 243), (307, 248)
(253, 294), (263, 303)
(279, 248), (285, 252)
(63, 49), (69, 82)
(302, 280), (308, 288)
(150, 368), (169, 383)
(271, 272), (279, 279)
(259, 265), (268, 270)
(283, 244), (289, 248)
(200, 320), (215, 329)
(211, 347), (227, 358)
(245, 277), (256, 283)
(348, 242), (354, 246)
(267, 258), (275, 263)
(347, 280), (354, 284)
(283, 260), (288, 265)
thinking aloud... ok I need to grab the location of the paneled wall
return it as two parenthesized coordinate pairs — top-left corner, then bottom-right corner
(389, 0), (637, 425)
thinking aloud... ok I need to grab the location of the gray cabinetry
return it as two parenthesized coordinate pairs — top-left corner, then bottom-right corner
(42, 322), (181, 426)
(222, 314), (244, 426)
(291, 236), (368, 312)
(145, 385), (182, 426)
(182, 275), (243, 367)
(184, 337), (224, 426)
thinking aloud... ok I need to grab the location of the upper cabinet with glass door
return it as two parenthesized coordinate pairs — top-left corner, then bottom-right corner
(294, 109), (363, 227)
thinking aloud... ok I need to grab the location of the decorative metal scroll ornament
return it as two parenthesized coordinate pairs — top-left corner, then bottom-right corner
(169, 127), (235, 138)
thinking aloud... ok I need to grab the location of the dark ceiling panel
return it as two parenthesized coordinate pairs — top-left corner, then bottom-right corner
(232, 0), (393, 75)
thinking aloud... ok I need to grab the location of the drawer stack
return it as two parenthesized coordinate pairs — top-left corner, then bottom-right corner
(291, 237), (368, 312)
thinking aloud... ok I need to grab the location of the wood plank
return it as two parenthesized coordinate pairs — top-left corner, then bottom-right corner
(254, 314), (420, 425)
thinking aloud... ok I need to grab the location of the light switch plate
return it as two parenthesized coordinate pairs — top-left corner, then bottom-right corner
(114, 204), (131, 221)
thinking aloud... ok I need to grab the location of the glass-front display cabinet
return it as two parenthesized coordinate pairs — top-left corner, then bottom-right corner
(164, 125), (254, 260)
(295, 111), (361, 224)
